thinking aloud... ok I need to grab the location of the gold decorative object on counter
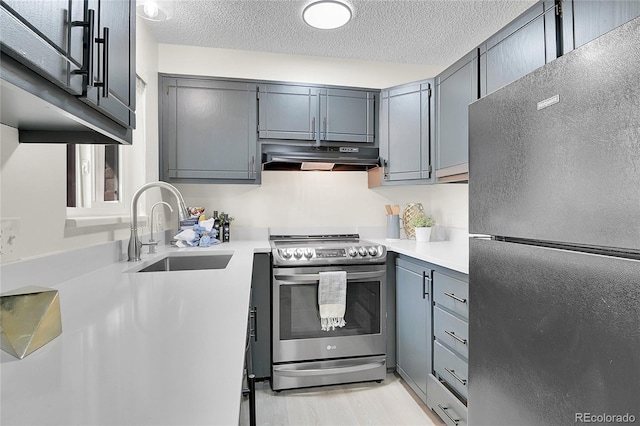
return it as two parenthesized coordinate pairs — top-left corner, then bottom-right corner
(0, 286), (62, 359)
(402, 203), (425, 239)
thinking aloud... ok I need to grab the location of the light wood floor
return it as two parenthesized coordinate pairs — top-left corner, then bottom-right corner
(239, 373), (445, 426)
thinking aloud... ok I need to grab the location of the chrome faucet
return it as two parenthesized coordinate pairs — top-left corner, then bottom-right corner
(128, 181), (189, 261)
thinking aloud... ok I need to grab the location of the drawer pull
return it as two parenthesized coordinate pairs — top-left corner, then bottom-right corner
(437, 404), (460, 425)
(444, 292), (467, 303)
(445, 368), (467, 386)
(445, 330), (468, 345)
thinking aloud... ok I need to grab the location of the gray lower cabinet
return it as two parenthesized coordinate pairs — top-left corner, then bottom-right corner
(435, 51), (478, 182)
(562, 0), (640, 54)
(379, 81), (433, 183)
(249, 253), (271, 379)
(160, 76), (258, 182)
(258, 83), (377, 144)
(479, 1), (557, 98)
(395, 257), (432, 403)
(427, 269), (469, 426)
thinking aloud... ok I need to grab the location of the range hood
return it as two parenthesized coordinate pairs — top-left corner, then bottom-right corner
(261, 143), (380, 171)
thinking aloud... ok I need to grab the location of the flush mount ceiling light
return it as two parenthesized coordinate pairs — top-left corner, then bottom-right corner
(303, 1), (352, 30)
(137, 0), (174, 21)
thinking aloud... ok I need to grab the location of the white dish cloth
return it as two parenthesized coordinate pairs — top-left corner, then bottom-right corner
(318, 271), (347, 331)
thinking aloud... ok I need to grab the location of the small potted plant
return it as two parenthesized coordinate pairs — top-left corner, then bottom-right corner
(410, 214), (435, 242)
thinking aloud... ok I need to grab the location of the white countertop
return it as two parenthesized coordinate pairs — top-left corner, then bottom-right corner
(369, 237), (469, 274)
(1, 240), (271, 426)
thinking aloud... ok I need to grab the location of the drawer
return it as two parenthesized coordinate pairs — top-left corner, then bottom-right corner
(434, 341), (468, 399)
(427, 374), (468, 426)
(434, 306), (469, 359)
(433, 272), (468, 320)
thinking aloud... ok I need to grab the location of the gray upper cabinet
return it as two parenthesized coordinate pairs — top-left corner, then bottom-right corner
(395, 257), (432, 404)
(379, 81), (433, 182)
(82, 0), (136, 128)
(479, 1), (557, 97)
(562, 0), (640, 54)
(0, 0), (135, 143)
(435, 51), (478, 182)
(0, 0), (86, 94)
(160, 77), (258, 182)
(319, 88), (375, 143)
(258, 84), (317, 141)
(258, 83), (376, 144)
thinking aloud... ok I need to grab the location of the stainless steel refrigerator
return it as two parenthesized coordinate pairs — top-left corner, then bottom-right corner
(468, 16), (640, 426)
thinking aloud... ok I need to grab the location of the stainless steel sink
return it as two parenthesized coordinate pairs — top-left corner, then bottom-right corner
(135, 254), (232, 272)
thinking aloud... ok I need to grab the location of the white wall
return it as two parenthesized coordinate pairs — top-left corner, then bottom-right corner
(158, 44), (442, 89)
(176, 172), (468, 232)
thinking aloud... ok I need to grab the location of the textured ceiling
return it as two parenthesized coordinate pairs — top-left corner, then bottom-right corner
(143, 0), (538, 68)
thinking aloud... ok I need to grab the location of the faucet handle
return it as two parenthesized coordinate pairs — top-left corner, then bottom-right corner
(141, 239), (159, 254)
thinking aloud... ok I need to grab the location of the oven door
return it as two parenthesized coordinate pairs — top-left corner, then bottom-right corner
(272, 264), (386, 364)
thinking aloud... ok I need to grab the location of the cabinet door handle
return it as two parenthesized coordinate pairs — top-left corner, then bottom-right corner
(249, 156), (255, 178)
(71, 8), (95, 87)
(437, 405), (460, 425)
(323, 117), (327, 140)
(422, 271), (430, 299)
(250, 306), (258, 342)
(311, 117), (316, 140)
(94, 27), (109, 97)
(445, 330), (467, 345)
(444, 292), (467, 303)
(383, 159), (389, 180)
(445, 368), (467, 386)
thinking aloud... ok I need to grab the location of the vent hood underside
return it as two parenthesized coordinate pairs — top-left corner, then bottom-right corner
(261, 143), (380, 171)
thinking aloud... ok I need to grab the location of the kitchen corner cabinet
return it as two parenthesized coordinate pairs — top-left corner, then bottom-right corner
(395, 257), (432, 404)
(434, 51), (478, 182)
(479, 1), (557, 98)
(427, 269), (469, 426)
(258, 83), (376, 144)
(160, 76), (258, 183)
(561, 0), (640, 54)
(378, 81), (433, 183)
(81, 0), (136, 128)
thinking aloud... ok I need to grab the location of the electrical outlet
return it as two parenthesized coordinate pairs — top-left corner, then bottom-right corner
(1, 218), (21, 263)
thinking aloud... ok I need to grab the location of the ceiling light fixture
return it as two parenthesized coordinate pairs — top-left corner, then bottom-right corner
(137, 0), (174, 21)
(303, 1), (352, 30)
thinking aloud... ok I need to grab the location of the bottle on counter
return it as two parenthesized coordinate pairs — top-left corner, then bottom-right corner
(213, 211), (221, 239)
(222, 214), (230, 242)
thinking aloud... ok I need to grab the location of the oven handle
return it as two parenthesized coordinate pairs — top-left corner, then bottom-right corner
(274, 270), (385, 283)
(273, 360), (385, 377)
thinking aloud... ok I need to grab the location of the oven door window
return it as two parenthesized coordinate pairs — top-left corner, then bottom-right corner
(279, 281), (381, 340)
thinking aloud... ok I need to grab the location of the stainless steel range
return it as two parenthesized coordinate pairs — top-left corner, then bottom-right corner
(270, 234), (387, 391)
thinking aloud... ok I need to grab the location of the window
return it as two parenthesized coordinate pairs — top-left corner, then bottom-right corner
(66, 144), (121, 208)
(66, 76), (147, 218)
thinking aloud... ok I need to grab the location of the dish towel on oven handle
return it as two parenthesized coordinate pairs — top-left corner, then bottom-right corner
(318, 270), (347, 331)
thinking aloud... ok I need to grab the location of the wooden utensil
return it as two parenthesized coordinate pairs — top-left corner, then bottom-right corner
(392, 205), (400, 215)
(385, 205), (393, 215)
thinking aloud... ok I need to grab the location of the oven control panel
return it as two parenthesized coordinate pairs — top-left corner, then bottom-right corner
(274, 245), (385, 264)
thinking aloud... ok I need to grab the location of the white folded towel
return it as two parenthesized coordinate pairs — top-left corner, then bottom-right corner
(318, 271), (347, 331)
